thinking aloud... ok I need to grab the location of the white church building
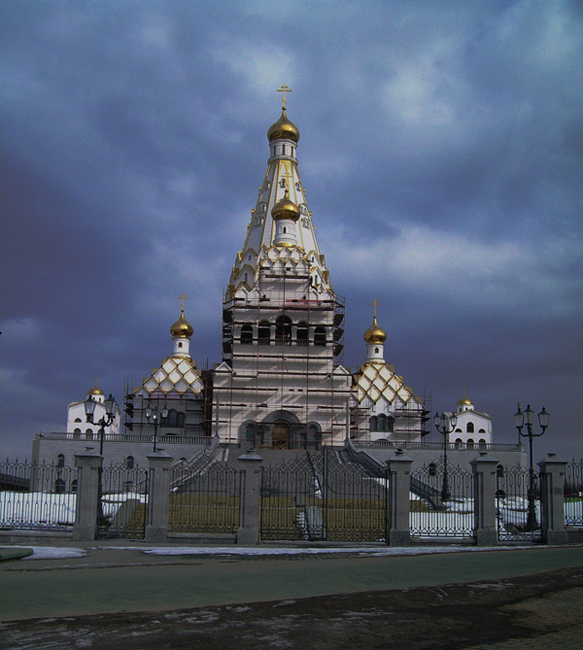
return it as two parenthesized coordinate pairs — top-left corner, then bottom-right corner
(33, 93), (524, 470)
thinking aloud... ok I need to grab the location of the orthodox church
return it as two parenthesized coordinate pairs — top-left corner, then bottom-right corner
(122, 91), (429, 448)
(35, 91), (443, 468)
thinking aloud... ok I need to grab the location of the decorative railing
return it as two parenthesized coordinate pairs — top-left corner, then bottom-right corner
(352, 440), (524, 452)
(37, 432), (212, 445)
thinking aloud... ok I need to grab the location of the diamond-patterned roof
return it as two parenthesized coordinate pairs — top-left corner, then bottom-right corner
(353, 361), (419, 405)
(135, 356), (203, 396)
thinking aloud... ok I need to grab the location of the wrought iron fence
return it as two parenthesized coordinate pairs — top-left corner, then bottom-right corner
(409, 461), (474, 540)
(168, 461), (240, 534)
(496, 465), (542, 542)
(260, 449), (388, 542)
(97, 463), (149, 539)
(565, 458), (583, 527)
(0, 459), (78, 531)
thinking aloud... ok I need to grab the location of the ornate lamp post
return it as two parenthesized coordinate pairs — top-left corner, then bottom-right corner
(84, 393), (118, 526)
(433, 411), (458, 501)
(84, 394), (118, 456)
(514, 403), (550, 530)
(145, 403), (169, 452)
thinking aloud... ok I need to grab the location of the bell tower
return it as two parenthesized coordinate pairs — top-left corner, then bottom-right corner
(213, 88), (351, 449)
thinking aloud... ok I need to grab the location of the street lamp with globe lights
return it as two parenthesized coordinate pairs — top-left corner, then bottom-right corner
(145, 403), (169, 453)
(514, 403), (550, 531)
(433, 411), (458, 501)
(84, 393), (118, 526)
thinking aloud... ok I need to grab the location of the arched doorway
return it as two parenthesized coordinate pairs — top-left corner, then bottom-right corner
(272, 421), (291, 449)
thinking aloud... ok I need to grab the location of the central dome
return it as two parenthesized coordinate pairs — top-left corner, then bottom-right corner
(267, 109), (300, 143)
(272, 191), (300, 221)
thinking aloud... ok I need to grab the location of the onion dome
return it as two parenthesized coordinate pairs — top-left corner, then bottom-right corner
(457, 395), (473, 406)
(88, 385), (104, 396)
(170, 308), (194, 338)
(267, 109), (300, 143)
(272, 190), (300, 221)
(363, 315), (387, 344)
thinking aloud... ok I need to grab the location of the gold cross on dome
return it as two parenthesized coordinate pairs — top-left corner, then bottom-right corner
(371, 300), (379, 318)
(277, 84), (292, 109)
(178, 294), (188, 311)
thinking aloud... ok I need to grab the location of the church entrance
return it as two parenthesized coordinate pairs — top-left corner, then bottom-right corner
(272, 421), (291, 449)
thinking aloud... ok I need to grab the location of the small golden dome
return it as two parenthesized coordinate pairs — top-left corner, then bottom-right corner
(272, 191), (300, 221)
(457, 396), (473, 406)
(364, 315), (387, 344)
(170, 309), (194, 338)
(267, 109), (300, 143)
(88, 385), (104, 396)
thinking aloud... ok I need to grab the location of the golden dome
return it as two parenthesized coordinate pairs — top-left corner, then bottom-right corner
(272, 191), (300, 221)
(364, 315), (387, 344)
(170, 309), (194, 338)
(88, 385), (104, 396)
(457, 396), (473, 406)
(267, 109), (300, 143)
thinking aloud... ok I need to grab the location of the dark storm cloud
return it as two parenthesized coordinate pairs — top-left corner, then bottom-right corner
(1, 0), (582, 459)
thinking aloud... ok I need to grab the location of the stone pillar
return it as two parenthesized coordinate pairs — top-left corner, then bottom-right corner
(470, 453), (499, 546)
(538, 454), (568, 545)
(386, 450), (413, 547)
(237, 450), (263, 545)
(145, 452), (173, 543)
(72, 450), (102, 542)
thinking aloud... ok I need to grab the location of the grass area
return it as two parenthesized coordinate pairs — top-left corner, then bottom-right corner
(168, 493), (239, 533)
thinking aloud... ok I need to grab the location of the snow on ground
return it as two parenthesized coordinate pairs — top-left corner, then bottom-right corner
(103, 545), (526, 557)
(20, 547), (88, 560)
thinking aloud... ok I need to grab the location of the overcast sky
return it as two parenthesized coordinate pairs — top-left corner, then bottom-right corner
(2, 0), (582, 460)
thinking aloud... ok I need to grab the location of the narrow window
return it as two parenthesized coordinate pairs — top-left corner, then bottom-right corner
(258, 321), (271, 345)
(314, 327), (326, 346)
(467, 422), (474, 434)
(126, 456), (135, 469)
(57, 454), (65, 468)
(370, 416), (378, 432)
(241, 324), (253, 344)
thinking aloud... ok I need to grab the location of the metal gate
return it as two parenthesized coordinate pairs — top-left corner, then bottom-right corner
(496, 465), (542, 542)
(260, 450), (388, 542)
(168, 461), (240, 534)
(97, 463), (148, 539)
(410, 461), (475, 540)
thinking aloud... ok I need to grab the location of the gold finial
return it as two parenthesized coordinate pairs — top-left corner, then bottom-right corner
(371, 299), (379, 319)
(178, 293), (187, 313)
(277, 84), (292, 110)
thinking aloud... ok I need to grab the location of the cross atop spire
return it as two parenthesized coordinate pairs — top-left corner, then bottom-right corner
(277, 84), (292, 110)
(178, 293), (187, 313)
(371, 299), (379, 319)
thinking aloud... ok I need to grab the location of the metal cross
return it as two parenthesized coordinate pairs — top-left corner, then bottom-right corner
(178, 294), (188, 311)
(371, 300), (379, 318)
(277, 84), (292, 109)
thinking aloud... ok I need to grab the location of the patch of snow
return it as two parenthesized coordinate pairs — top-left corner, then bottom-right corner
(23, 547), (88, 560)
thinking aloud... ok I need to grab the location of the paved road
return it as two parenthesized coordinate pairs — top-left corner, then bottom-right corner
(1, 543), (583, 622)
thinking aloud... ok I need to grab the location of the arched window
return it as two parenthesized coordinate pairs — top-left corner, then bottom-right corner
(126, 456), (135, 469)
(307, 425), (321, 450)
(55, 478), (66, 493)
(178, 342), (182, 348)
(258, 320), (271, 345)
(245, 423), (256, 445)
(73, 431), (80, 439)
(166, 409), (178, 427)
(85, 428), (93, 435)
(74, 418), (82, 423)
(124, 481), (133, 492)
(314, 327), (326, 346)
(467, 439), (475, 449)
(73, 427), (81, 434)
(71, 479), (78, 493)
(455, 438), (463, 448)
(387, 417), (394, 433)
(370, 416), (378, 432)
(57, 454), (65, 468)
(275, 316), (292, 345)
(241, 324), (253, 344)
(478, 439), (487, 449)
(297, 322), (308, 346)
(176, 412), (185, 427)
(378, 414), (387, 431)
(466, 422), (474, 434)
(478, 428), (486, 434)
